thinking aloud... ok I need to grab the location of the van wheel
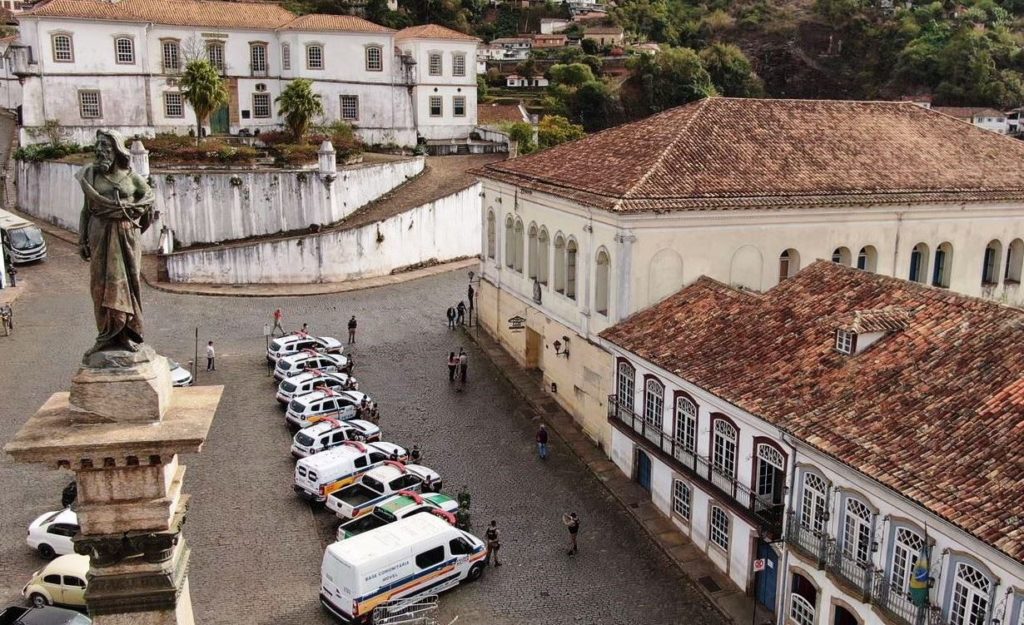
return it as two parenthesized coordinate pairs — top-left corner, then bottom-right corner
(37, 544), (55, 560)
(467, 563), (484, 582)
(30, 593), (49, 608)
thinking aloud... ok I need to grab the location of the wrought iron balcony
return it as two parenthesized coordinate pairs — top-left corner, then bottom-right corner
(608, 394), (784, 538)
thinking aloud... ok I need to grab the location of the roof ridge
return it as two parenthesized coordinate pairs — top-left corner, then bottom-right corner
(616, 98), (710, 208)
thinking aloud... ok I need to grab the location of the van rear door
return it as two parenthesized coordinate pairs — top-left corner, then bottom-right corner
(321, 550), (357, 620)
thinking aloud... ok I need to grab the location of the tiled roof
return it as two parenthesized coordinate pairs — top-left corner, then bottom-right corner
(476, 97), (1024, 212)
(478, 103), (528, 125)
(933, 106), (1005, 120)
(600, 261), (1024, 561)
(22, 0), (297, 29)
(395, 24), (478, 41)
(280, 13), (393, 33)
(833, 307), (912, 333)
(584, 25), (623, 34)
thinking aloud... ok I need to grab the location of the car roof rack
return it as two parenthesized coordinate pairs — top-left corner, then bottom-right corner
(383, 460), (407, 473)
(341, 440), (367, 452)
(313, 385), (339, 397)
(308, 415), (343, 428)
(306, 368), (325, 377)
(430, 509), (457, 525)
(396, 490), (424, 504)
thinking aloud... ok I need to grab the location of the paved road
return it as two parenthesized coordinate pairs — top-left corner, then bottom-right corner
(0, 234), (724, 625)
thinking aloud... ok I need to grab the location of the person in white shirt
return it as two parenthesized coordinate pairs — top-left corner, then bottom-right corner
(206, 340), (216, 371)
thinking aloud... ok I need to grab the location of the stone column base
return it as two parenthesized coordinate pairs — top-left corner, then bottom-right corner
(91, 578), (194, 625)
(86, 538), (190, 622)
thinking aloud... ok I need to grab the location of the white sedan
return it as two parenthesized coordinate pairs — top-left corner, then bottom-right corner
(26, 509), (79, 559)
(170, 361), (193, 387)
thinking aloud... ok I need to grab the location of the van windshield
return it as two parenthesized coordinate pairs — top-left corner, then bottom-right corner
(280, 381), (297, 393)
(270, 339), (285, 350)
(289, 400), (304, 412)
(295, 432), (315, 447)
(9, 227), (43, 250)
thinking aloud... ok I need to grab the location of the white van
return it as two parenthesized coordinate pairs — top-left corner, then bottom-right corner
(320, 513), (486, 623)
(0, 209), (47, 264)
(294, 441), (407, 502)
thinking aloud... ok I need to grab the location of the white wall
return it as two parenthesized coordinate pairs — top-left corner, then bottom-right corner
(164, 182), (480, 283)
(16, 156), (424, 250)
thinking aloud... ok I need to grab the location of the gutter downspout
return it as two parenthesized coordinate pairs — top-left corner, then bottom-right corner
(776, 428), (800, 625)
(582, 207), (594, 339)
(892, 210), (903, 278)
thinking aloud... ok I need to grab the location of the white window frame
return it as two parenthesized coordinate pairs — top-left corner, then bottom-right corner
(365, 45), (383, 72)
(428, 52), (442, 76)
(709, 506), (729, 551)
(486, 210), (496, 259)
(250, 42), (268, 74)
(835, 329), (854, 354)
(52, 33), (73, 63)
(674, 397), (697, 452)
(281, 43), (291, 71)
(790, 594), (815, 625)
(950, 562), (991, 625)
(161, 39), (180, 73)
(163, 92), (184, 118)
(340, 95), (359, 121)
(78, 90), (101, 119)
(671, 479), (691, 521)
(453, 95), (466, 117)
(306, 43), (324, 70)
(800, 472), (829, 533)
(453, 52), (466, 76)
(114, 36), (134, 65)
(712, 419), (737, 478)
(206, 41), (225, 72)
(617, 361), (635, 411)
(841, 496), (873, 564)
(890, 526), (925, 594)
(643, 378), (664, 430)
(429, 95), (443, 117)
(252, 92), (271, 119)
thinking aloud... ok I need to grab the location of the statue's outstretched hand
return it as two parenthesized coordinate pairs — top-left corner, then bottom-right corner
(79, 244), (91, 261)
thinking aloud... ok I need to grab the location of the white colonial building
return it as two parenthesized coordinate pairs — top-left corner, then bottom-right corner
(599, 260), (1024, 625)
(9, 0), (479, 146)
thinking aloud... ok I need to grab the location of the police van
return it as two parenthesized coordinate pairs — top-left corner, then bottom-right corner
(274, 350), (349, 382)
(291, 417), (381, 459)
(294, 441), (407, 502)
(320, 513), (486, 623)
(275, 370), (358, 405)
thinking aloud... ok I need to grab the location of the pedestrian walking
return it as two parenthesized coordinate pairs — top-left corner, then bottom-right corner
(447, 351), (457, 382)
(563, 512), (580, 555)
(347, 315), (357, 344)
(446, 306), (456, 329)
(456, 301), (466, 325)
(410, 445), (422, 464)
(467, 283), (475, 309)
(272, 308), (284, 336)
(458, 348), (468, 384)
(206, 341), (216, 371)
(301, 323), (309, 334)
(536, 424), (549, 460)
(485, 520), (502, 566)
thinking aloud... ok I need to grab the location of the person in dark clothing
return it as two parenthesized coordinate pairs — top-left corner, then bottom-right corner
(563, 512), (580, 555)
(347, 316), (357, 344)
(410, 445), (422, 463)
(61, 481), (77, 509)
(485, 520), (502, 566)
(446, 306), (456, 329)
(467, 284), (475, 309)
(458, 348), (468, 383)
(536, 424), (549, 460)
(447, 351), (457, 382)
(456, 301), (466, 325)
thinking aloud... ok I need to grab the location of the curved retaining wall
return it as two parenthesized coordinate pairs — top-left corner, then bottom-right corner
(164, 183), (481, 284)
(16, 156), (424, 251)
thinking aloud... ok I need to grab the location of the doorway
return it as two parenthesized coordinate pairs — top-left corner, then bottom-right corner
(524, 327), (542, 369)
(210, 104), (229, 134)
(834, 605), (859, 625)
(755, 540), (779, 613)
(634, 449), (652, 491)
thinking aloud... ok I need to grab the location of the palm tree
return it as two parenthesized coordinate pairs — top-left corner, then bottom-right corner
(276, 79), (324, 143)
(179, 59), (228, 145)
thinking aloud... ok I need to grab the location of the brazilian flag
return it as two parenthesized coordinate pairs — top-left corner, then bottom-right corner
(909, 547), (930, 607)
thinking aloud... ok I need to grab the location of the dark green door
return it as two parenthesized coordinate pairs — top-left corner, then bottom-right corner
(210, 105), (229, 134)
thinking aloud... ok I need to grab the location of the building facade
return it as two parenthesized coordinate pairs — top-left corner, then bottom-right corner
(10, 0), (478, 146)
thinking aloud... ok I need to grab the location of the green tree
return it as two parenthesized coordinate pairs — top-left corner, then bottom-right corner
(505, 121), (537, 154)
(549, 62), (596, 86)
(276, 79), (325, 142)
(628, 46), (716, 114)
(574, 80), (622, 130)
(477, 75), (489, 100)
(179, 59), (229, 145)
(581, 37), (600, 54)
(537, 115), (585, 149)
(699, 43), (763, 97)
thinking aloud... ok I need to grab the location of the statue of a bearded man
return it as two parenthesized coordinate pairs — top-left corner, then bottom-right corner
(76, 130), (155, 361)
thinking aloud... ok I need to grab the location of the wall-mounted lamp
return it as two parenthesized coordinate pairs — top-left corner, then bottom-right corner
(550, 382), (557, 393)
(553, 336), (570, 358)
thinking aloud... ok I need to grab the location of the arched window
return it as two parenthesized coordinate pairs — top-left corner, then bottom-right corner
(933, 242), (953, 288)
(595, 248), (610, 316)
(858, 245), (878, 272)
(909, 242), (929, 283)
(114, 36), (135, 64)
(162, 39), (181, 72)
(538, 228), (550, 285)
(365, 45), (383, 72)
(712, 418), (737, 480)
(674, 396), (697, 455)
(800, 471), (829, 533)
(486, 210), (496, 260)
(755, 443), (786, 505)
(513, 219), (524, 273)
(527, 224), (538, 279)
(982, 240), (1002, 285)
(616, 360), (635, 410)
(643, 377), (664, 430)
(281, 42), (290, 71)
(553, 235), (566, 293)
(779, 249), (800, 281)
(504, 216), (514, 268)
(566, 239), (578, 300)
(306, 43), (324, 70)
(51, 33), (73, 63)
(672, 480), (691, 521)
(709, 506), (729, 550)
(841, 496), (873, 564)
(950, 562), (992, 625)
(832, 247), (851, 265)
(790, 573), (818, 625)
(889, 526), (926, 594)
(1006, 238), (1024, 284)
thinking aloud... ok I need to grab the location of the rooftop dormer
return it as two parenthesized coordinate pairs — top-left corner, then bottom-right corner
(833, 307), (911, 355)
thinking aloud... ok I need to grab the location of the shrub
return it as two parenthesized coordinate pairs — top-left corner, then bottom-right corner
(274, 143), (320, 166)
(15, 142), (87, 162)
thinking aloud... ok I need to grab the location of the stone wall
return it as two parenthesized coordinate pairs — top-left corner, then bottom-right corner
(16, 156), (424, 251)
(164, 182), (481, 284)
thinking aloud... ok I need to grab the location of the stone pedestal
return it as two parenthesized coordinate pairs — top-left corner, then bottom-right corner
(5, 355), (220, 625)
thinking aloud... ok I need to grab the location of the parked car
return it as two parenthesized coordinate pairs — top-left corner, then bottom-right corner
(22, 555), (89, 609)
(291, 418), (381, 458)
(285, 388), (376, 430)
(336, 491), (458, 541)
(275, 370), (358, 405)
(26, 510), (78, 560)
(274, 351), (349, 382)
(0, 605), (90, 625)
(326, 462), (442, 520)
(294, 441), (407, 503)
(169, 361), (192, 387)
(266, 332), (343, 364)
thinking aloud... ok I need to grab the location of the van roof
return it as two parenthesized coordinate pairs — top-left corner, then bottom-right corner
(325, 514), (454, 566)
(0, 209), (36, 230)
(298, 444), (363, 469)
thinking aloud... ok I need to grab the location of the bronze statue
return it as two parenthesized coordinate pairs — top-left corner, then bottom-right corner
(77, 130), (155, 360)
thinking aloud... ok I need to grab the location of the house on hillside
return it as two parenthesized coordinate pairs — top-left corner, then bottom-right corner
(583, 25), (624, 46)
(506, 74), (548, 87)
(932, 106), (1009, 134)
(540, 18), (570, 34)
(489, 37), (532, 60)
(530, 33), (567, 49)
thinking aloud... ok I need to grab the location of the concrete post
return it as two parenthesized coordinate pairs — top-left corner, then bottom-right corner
(130, 139), (150, 178)
(318, 140), (336, 176)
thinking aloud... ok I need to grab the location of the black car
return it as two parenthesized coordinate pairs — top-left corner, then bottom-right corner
(0, 606), (90, 625)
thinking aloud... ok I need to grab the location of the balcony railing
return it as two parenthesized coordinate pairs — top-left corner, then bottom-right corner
(608, 394), (784, 538)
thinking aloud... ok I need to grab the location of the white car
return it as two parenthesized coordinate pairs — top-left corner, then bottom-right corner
(273, 351), (349, 382)
(275, 370), (358, 405)
(26, 509), (79, 560)
(266, 332), (343, 364)
(291, 418), (381, 458)
(285, 389), (376, 429)
(169, 361), (193, 387)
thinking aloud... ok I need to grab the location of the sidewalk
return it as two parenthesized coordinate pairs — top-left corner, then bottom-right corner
(0, 280), (24, 306)
(465, 325), (773, 625)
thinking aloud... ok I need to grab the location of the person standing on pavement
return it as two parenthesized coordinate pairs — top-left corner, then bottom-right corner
(206, 341), (216, 371)
(536, 424), (549, 460)
(301, 323), (309, 334)
(485, 520), (502, 566)
(456, 301), (466, 325)
(563, 512), (580, 555)
(446, 306), (456, 329)
(458, 348), (468, 384)
(347, 315), (357, 344)
(447, 351), (457, 382)
(272, 308), (284, 336)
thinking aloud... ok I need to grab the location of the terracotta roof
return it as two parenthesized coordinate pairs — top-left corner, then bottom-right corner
(932, 106), (1005, 120)
(478, 103), (528, 125)
(279, 13), (392, 33)
(21, 0), (296, 29)
(832, 307), (912, 333)
(600, 261), (1024, 562)
(395, 24), (478, 42)
(476, 97), (1024, 213)
(584, 25), (623, 34)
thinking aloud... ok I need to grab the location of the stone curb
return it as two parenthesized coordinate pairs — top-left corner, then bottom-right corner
(462, 325), (740, 625)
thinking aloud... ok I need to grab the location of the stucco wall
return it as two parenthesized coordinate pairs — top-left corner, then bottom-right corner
(164, 182), (480, 283)
(15, 156), (424, 250)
